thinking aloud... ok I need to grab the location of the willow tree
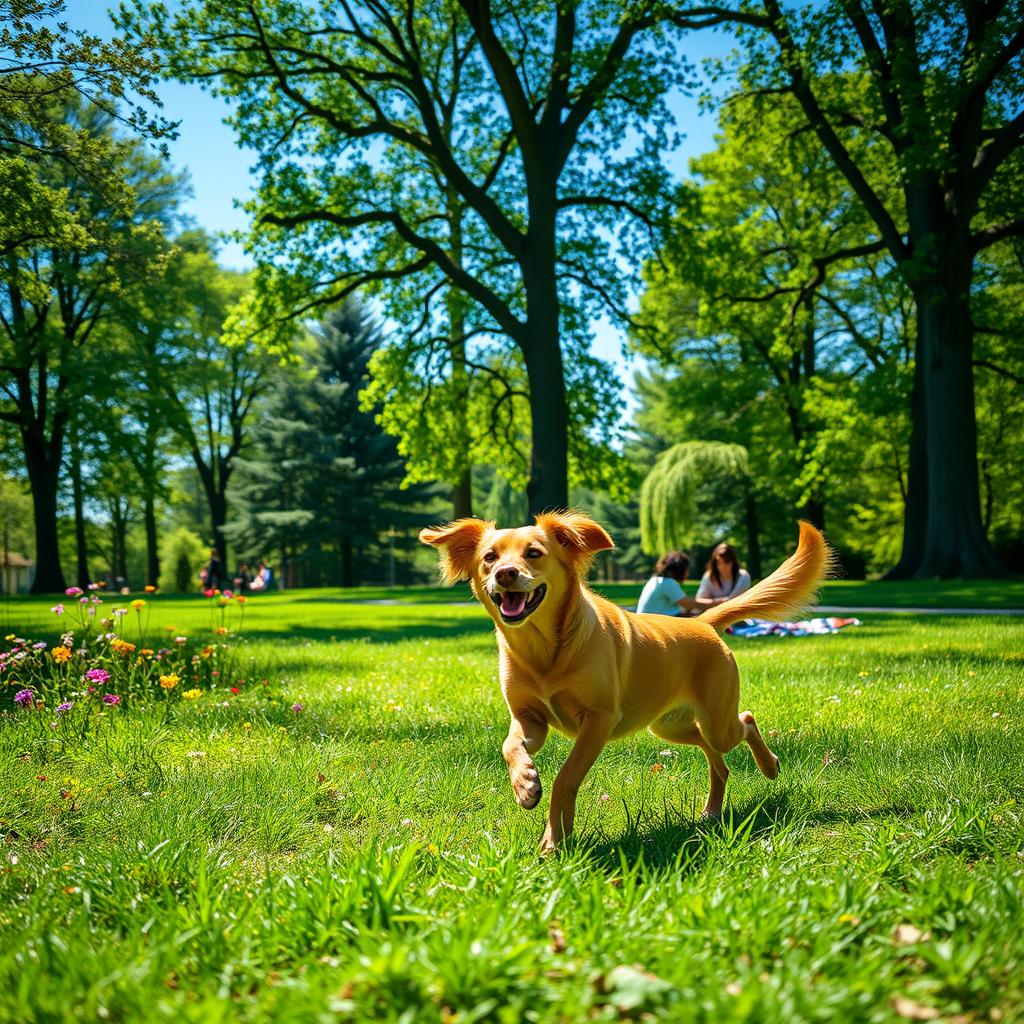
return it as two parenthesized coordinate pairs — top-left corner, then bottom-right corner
(640, 441), (750, 555)
(128, 0), (689, 515)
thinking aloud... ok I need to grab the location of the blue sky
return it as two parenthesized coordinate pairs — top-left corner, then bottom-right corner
(64, 2), (736, 392)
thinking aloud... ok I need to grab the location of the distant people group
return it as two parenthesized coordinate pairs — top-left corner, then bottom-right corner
(637, 541), (752, 617)
(200, 549), (273, 593)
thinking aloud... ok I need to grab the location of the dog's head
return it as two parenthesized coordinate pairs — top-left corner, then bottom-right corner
(419, 510), (614, 629)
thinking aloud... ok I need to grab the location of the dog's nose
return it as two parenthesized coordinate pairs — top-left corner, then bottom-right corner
(495, 565), (520, 588)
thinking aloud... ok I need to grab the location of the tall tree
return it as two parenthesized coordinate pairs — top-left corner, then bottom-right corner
(227, 300), (435, 586)
(0, 93), (178, 592)
(129, 0), (686, 514)
(671, 0), (1024, 576)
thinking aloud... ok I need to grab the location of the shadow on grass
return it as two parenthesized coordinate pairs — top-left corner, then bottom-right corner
(239, 619), (495, 646)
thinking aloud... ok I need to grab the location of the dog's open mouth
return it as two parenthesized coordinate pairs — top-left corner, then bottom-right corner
(490, 584), (547, 624)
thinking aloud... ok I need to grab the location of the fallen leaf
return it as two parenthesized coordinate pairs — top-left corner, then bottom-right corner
(891, 996), (940, 1020)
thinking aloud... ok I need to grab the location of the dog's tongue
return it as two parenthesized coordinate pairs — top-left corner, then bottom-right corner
(501, 591), (527, 617)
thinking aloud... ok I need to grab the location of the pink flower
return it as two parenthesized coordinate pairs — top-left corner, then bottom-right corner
(102, 694), (120, 706)
(85, 668), (110, 684)
(292, 703), (303, 714)
(51, 604), (64, 615)
(65, 586), (83, 597)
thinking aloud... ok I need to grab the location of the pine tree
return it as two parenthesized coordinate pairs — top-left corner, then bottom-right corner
(227, 299), (435, 586)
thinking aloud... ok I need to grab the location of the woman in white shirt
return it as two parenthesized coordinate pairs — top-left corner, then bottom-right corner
(695, 542), (751, 611)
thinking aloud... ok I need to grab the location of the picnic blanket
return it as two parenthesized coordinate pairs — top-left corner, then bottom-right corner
(727, 616), (861, 638)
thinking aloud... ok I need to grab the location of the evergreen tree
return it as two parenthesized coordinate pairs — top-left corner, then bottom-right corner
(227, 300), (436, 587)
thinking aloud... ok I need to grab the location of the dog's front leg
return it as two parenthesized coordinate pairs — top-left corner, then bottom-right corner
(502, 708), (549, 810)
(541, 711), (616, 854)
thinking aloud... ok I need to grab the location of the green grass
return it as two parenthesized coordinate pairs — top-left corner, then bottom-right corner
(1, 590), (1023, 1022)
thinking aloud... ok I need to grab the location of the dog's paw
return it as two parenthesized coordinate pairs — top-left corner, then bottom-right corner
(538, 829), (560, 857)
(510, 761), (542, 809)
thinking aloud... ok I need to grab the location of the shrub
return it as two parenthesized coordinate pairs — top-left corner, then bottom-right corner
(158, 528), (208, 593)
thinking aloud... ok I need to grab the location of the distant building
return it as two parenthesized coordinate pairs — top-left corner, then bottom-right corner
(0, 552), (34, 594)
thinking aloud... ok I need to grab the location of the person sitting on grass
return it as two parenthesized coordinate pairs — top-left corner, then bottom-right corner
(694, 542), (752, 611)
(636, 550), (697, 616)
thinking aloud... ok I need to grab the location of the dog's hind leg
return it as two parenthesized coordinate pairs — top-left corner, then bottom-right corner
(651, 712), (730, 819)
(697, 711), (780, 782)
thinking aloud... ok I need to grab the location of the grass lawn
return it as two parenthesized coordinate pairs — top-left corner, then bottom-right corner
(1, 589), (1022, 1022)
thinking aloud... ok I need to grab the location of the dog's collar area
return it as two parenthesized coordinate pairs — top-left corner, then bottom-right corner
(490, 583), (547, 624)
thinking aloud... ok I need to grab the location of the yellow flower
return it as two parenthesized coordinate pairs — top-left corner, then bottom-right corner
(51, 646), (71, 663)
(201, 645), (214, 658)
(159, 674), (180, 690)
(144, 585), (157, 593)
(131, 599), (145, 611)
(242, 722), (251, 730)
(182, 688), (201, 700)
(110, 639), (136, 655)
(140, 648), (154, 657)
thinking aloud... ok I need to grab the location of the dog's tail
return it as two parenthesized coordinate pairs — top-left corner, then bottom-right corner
(701, 521), (833, 634)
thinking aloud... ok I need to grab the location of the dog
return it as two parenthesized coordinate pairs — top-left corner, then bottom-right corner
(420, 511), (830, 853)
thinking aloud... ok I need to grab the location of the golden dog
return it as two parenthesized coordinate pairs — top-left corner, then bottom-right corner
(420, 511), (830, 852)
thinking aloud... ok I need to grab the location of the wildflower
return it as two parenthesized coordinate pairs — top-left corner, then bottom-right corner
(102, 694), (120, 706)
(51, 647), (71, 664)
(215, 626), (228, 635)
(144, 585), (157, 593)
(65, 587), (83, 597)
(84, 669), (110, 685)
(229, 687), (241, 695)
(110, 639), (136, 655)
(32, 642), (47, 650)
(113, 608), (128, 618)
(218, 597), (231, 607)
(50, 604), (64, 615)
(14, 689), (33, 706)
(175, 637), (187, 645)
(292, 703), (303, 714)
(223, 590), (234, 599)
(140, 649), (154, 657)
(236, 595), (247, 604)
(159, 674), (180, 690)
(201, 645), (214, 659)
(203, 588), (215, 597)
(79, 597), (89, 605)
(56, 702), (73, 713)
(242, 722), (251, 730)
(651, 763), (664, 773)
(182, 688), (201, 700)
(131, 599), (145, 611)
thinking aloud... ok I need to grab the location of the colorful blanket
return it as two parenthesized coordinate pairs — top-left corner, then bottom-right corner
(727, 616), (861, 638)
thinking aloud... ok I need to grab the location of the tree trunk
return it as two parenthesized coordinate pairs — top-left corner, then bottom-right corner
(522, 228), (569, 516)
(744, 490), (762, 579)
(68, 425), (90, 588)
(340, 536), (354, 588)
(913, 280), (1005, 577)
(451, 469), (473, 521)
(144, 490), (159, 587)
(882, 353), (927, 580)
(25, 434), (66, 594)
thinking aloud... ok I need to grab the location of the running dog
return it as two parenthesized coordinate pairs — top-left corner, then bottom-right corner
(420, 511), (830, 852)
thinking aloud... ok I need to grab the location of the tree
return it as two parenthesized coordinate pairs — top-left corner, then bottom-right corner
(128, 0), (687, 514)
(671, 0), (1024, 576)
(227, 300), (435, 586)
(0, 93), (178, 592)
(636, 91), (914, 573)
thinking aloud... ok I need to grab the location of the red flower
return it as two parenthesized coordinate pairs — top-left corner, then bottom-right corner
(230, 687), (241, 695)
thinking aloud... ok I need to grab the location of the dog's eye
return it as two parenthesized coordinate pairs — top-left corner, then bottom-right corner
(525, 548), (543, 559)
(482, 550), (497, 564)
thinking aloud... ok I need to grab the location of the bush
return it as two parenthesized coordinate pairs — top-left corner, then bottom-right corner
(158, 528), (208, 593)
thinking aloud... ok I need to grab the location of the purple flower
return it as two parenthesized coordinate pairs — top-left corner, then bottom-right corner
(51, 604), (64, 615)
(79, 597), (90, 605)
(56, 701), (73, 713)
(85, 668), (110, 684)
(87, 583), (99, 591)
(32, 642), (47, 650)
(65, 586), (83, 597)
(14, 689), (33, 706)
(102, 693), (120, 706)
(291, 703), (303, 713)
(113, 609), (127, 618)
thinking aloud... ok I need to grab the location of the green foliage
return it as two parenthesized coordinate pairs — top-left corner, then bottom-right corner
(640, 441), (750, 556)
(157, 527), (207, 593)
(227, 300), (439, 586)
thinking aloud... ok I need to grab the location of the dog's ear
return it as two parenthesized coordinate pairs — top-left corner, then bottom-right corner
(419, 518), (493, 584)
(535, 510), (614, 559)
